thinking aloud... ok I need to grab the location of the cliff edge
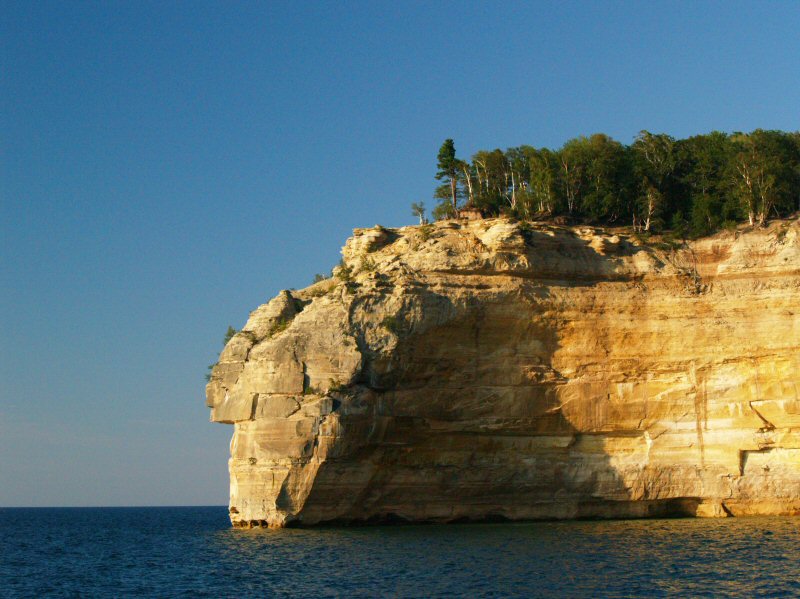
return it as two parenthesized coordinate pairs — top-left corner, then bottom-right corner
(206, 217), (800, 527)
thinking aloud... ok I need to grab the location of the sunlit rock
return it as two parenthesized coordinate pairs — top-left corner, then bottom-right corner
(207, 217), (800, 527)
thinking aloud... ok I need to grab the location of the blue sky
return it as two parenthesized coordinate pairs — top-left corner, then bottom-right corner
(2, 1), (799, 506)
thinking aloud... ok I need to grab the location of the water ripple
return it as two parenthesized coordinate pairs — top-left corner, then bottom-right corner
(1, 507), (799, 597)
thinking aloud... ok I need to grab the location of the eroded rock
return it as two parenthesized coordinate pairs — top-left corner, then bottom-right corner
(207, 218), (800, 527)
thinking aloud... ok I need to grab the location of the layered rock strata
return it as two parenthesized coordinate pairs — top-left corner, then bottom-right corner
(206, 218), (800, 527)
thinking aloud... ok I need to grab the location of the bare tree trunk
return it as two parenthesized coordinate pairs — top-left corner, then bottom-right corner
(461, 164), (474, 205)
(510, 170), (517, 210)
(474, 161), (484, 195)
(644, 190), (656, 232)
(737, 158), (756, 227)
(561, 159), (573, 213)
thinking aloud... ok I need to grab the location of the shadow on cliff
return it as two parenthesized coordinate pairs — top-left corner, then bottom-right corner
(285, 228), (704, 526)
(513, 227), (661, 286)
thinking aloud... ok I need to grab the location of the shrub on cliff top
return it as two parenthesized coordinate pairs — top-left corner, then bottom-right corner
(206, 325), (238, 382)
(359, 256), (377, 273)
(334, 259), (354, 282)
(266, 319), (290, 338)
(418, 223), (434, 242)
(223, 325), (238, 345)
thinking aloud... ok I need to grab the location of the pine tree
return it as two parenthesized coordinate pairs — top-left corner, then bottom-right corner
(435, 139), (459, 211)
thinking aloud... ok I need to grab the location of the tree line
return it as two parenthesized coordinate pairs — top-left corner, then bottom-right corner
(418, 130), (800, 237)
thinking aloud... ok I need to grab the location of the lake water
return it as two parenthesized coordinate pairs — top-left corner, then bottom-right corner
(1, 507), (798, 597)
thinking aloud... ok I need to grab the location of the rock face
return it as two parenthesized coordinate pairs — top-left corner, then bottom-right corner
(206, 218), (800, 527)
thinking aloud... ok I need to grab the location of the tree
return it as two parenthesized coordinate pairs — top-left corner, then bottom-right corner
(223, 325), (238, 345)
(435, 128), (800, 235)
(582, 134), (631, 223)
(474, 149), (510, 214)
(432, 198), (456, 220)
(675, 132), (734, 236)
(432, 184), (457, 219)
(527, 147), (560, 216)
(435, 139), (460, 211)
(505, 147), (531, 212)
(728, 131), (794, 226)
(632, 131), (676, 231)
(459, 160), (475, 206)
(733, 130), (799, 225)
(558, 137), (590, 215)
(411, 202), (427, 225)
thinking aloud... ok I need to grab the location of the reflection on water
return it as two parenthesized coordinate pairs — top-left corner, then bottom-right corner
(2, 506), (799, 597)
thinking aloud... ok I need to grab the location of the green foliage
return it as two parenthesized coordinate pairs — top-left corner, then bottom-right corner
(432, 200), (456, 221)
(582, 134), (632, 223)
(433, 130), (800, 234)
(728, 129), (799, 226)
(670, 210), (688, 239)
(328, 378), (348, 393)
(335, 258), (354, 282)
(723, 219), (740, 231)
(266, 319), (290, 338)
(411, 201), (427, 224)
(418, 223), (434, 241)
(435, 139), (461, 210)
(303, 379), (322, 395)
(307, 284), (332, 298)
(359, 256), (377, 273)
(436, 140), (458, 182)
(207, 325), (238, 382)
(223, 325), (238, 345)
(525, 147), (559, 216)
(312, 273), (326, 284)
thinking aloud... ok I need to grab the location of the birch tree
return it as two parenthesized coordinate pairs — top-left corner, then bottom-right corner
(558, 138), (590, 215)
(411, 202), (427, 225)
(633, 131), (675, 231)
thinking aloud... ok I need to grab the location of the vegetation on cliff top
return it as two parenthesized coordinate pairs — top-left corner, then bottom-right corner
(424, 131), (800, 237)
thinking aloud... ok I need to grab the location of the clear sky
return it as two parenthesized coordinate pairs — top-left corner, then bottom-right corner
(2, 1), (799, 507)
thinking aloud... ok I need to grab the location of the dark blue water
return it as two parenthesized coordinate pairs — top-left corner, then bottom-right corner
(2, 507), (799, 598)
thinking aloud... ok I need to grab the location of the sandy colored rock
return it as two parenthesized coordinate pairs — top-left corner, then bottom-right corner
(206, 217), (800, 527)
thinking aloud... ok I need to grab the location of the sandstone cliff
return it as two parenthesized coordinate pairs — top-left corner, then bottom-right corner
(206, 217), (800, 527)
